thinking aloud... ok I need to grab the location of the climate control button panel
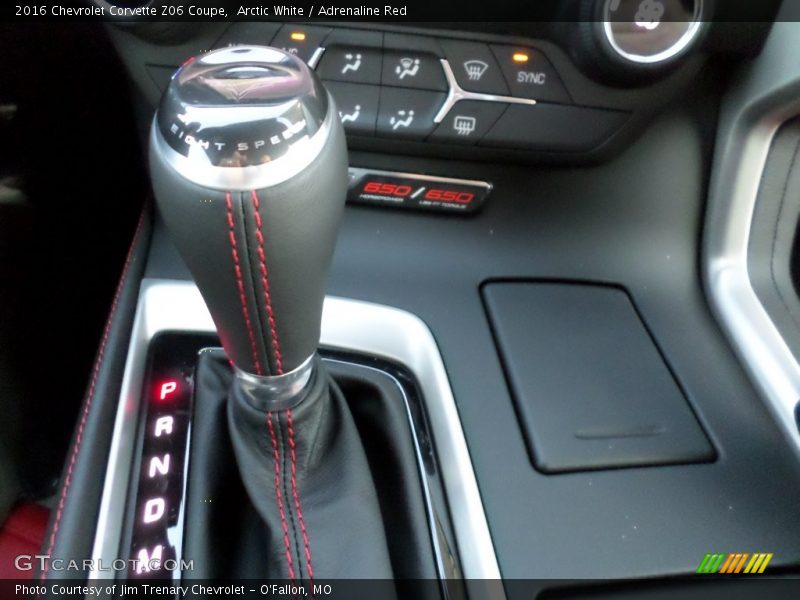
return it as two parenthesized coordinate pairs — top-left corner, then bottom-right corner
(213, 24), (630, 154)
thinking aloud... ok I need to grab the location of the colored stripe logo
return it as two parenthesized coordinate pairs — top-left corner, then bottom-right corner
(696, 552), (773, 574)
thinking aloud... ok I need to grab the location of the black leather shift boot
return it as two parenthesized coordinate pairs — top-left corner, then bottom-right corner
(183, 350), (438, 587)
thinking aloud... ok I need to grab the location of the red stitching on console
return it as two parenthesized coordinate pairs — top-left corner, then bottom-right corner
(226, 192), (263, 376)
(39, 208), (147, 586)
(267, 412), (296, 581)
(286, 409), (315, 580)
(251, 190), (284, 375)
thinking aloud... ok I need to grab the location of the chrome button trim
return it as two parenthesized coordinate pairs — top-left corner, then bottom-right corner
(433, 59), (537, 124)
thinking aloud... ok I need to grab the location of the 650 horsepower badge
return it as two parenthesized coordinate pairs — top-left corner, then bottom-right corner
(348, 168), (492, 214)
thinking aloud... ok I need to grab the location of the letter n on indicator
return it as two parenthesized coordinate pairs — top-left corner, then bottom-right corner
(148, 454), (170, 478)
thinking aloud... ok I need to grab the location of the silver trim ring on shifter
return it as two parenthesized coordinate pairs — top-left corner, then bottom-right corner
(234, 353), (316, 411)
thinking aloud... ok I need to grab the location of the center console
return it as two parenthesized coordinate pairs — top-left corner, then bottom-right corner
(95, 282), (498, 595)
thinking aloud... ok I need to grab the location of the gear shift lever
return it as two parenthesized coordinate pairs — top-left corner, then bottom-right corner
(148, 46), (408, 583)
(149, 45), (347, 405)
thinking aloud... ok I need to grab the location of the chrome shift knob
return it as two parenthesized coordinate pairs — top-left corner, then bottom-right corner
(152, 46), (333, 190)
(149, 46), (348, 391)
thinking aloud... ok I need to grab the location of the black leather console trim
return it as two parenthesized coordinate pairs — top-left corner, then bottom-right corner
(36, 204), (152, 582)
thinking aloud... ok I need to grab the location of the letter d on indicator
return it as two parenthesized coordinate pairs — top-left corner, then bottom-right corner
(143, 498), (165, 524)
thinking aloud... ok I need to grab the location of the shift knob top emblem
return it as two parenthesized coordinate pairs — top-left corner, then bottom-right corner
(153, 45), (332, 190)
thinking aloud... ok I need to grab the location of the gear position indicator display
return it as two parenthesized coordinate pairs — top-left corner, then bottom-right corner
(122, 334), (216, 582)
(348, 167), (492, 214)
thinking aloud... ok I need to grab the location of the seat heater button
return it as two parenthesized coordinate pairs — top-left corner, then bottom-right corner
(325, 82), (380, 136)
(377, 88), (447, 141)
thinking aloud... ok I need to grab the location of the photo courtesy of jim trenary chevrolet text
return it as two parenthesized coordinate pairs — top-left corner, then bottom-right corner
(0, 0), (799, 599)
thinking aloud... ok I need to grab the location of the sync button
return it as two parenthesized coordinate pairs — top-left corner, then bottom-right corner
(491, 45), (572, 104)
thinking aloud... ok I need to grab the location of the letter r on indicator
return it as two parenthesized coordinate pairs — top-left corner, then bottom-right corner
(159, 381), (178, 400)
(154, 416), (174, 437)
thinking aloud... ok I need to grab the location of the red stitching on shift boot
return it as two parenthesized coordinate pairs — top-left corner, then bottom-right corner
(226, 192), (263, 376)
(39, 208), (146, 586)
(251, 190), (285, 375)
(267, 412), (296, 581)
(286, 409), (315, 580)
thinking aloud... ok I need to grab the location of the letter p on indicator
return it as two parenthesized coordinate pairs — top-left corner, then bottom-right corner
(159, 380), (178, 400)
